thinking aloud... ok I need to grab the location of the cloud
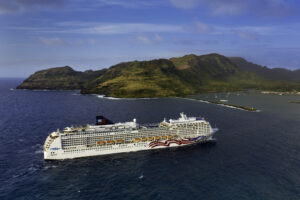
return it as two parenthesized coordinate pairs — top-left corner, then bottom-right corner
(233, 30), (259, 40)
(135, 36), (151, 44)
(0, 0), (65, 14)
(47, 22), (183, 34)
(87, 39), (98, 45)
(154, 34), (164, 42)
(169, 0), (292, 17)
(94, 0), (163, 9)
(169, 0), (199, 9)
(194, 21), (213, 33)
(132, 34), (164, 44)
(39, 37), (71, 46)
(52, 0), (165, 12)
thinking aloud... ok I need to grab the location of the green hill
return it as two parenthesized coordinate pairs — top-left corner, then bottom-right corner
(229, 57), (300, 83)
(17, 53), (300, 97)
(16, 66), (106, 90)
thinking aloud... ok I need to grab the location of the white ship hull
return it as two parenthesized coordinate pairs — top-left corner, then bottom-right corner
(44, 134), (215, 160)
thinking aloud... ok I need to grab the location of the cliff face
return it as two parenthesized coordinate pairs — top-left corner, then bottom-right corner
(17, 54), (300, 97)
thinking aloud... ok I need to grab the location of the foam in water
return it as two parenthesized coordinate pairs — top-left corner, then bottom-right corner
(34, 150), (43, 154)
(139, 174), (144, 179)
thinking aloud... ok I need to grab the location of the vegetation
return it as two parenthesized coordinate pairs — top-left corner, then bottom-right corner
(16, 66), (106, 90)
(229, 57), (300, 83)
(17, 53), (300, 98)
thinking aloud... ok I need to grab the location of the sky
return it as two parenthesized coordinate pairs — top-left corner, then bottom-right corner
(1, 0), (300, 77)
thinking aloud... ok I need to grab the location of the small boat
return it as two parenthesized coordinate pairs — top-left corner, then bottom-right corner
(142, 137), (147, 142)
(155, 136), (161, 140)
(148, 137), (154, 141)
(134, 138), (141, 142)
(168, 135), (173, 139)
(220, 99), (228, 102)
(162, 136), (167, 139)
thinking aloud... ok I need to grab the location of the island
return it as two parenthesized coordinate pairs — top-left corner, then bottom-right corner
(17, 53), (300, 98)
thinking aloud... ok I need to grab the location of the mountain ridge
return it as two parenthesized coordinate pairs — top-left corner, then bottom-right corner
(17, 53), (300, 97)
(229, 57), (300, 83)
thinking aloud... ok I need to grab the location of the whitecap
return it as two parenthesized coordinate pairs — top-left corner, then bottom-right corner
(43, 165), (57, 170)
(94, 94), (160, 100)
(32, 144), (42, 148)
(96, 95), (121, 100)
(105, 97), (121, 100)
(35, 150), (43, 154)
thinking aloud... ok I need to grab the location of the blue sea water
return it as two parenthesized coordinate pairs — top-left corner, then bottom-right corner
(0, 78), (300, 200)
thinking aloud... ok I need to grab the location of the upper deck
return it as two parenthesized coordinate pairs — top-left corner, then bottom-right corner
(59, 113), (209, 136)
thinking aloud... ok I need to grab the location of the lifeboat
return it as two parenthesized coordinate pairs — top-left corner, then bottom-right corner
(134, 138), (141, 143)
(107, 140), (115, 144)
(97, 141), (105, 145)
(142, 137), (147, 142)
(148, 136), (154, 141)
(162, 136), (167, 139)
(116, 139), (124, 144)
(168, 135), (173, 139)
(155, 136), (161, 140)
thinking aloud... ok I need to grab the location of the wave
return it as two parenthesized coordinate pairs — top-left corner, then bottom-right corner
(95, 94), (159, 100)
(32, 144), (43, 154)
(43, 165), (57, 170)
(138, 174), (144, 179)
(34, 150), (43, 154)
(96, 95), (121, 100)
(12, 163), (43, 179)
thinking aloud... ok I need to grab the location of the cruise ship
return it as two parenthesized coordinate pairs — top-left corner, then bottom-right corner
(43, 113), (218, 160)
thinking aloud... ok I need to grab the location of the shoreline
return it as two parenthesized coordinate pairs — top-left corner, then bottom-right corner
(203, 100), (258, 112)
(12, 89), (260, 112)
(182, 98), (259, 112)
(288, 101), (300, 104)
(261, 91), (300, 95)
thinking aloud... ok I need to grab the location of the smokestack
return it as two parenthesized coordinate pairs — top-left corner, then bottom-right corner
(96, 116), (114, 125)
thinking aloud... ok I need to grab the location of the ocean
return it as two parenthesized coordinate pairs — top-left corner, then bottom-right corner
(0, 78), (300, 200)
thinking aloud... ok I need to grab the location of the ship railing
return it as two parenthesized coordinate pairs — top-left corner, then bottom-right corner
(139, 123), (159, 128)
(43, 136), (54, 151)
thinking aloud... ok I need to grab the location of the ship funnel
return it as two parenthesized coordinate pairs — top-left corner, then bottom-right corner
(96, 116), (114, 125)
